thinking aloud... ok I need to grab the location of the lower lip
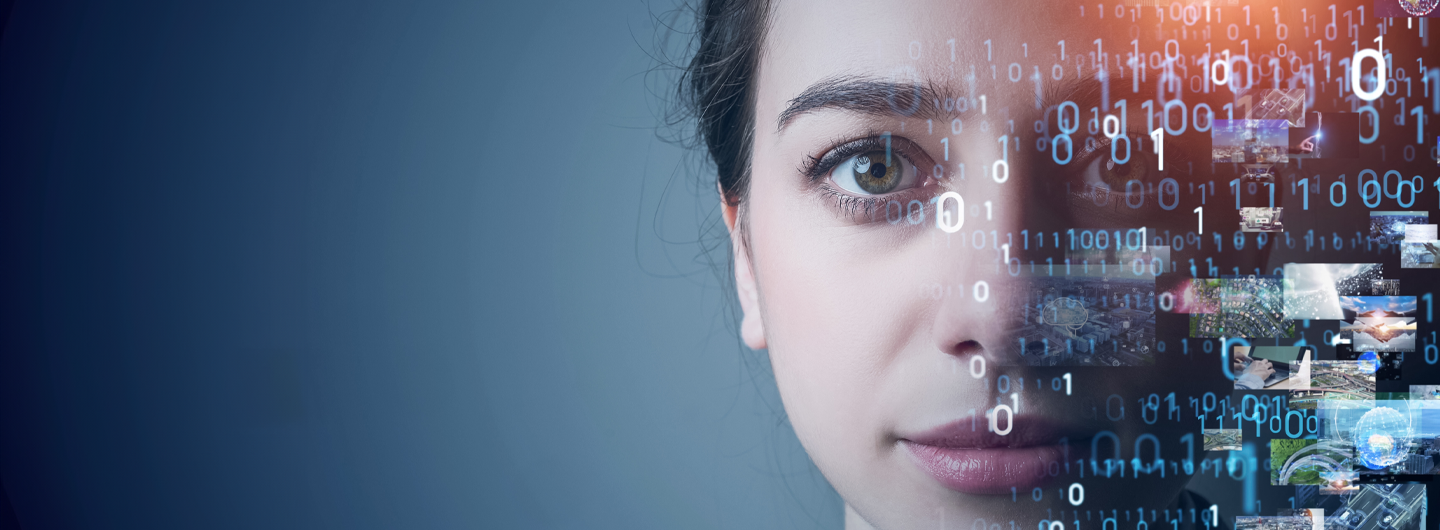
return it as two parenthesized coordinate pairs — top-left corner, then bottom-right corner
(901, 440), (1066, 494)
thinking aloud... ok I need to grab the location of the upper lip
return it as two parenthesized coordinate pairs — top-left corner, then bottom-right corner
(899, 415), (1090, 449)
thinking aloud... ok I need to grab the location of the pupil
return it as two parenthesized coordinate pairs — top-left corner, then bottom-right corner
(870, 163), (887, 178)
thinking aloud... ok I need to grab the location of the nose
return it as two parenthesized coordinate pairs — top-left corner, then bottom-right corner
(927, 198), (1027, 367)
(930, 275), (1027, 366)
(928, 123), (1030, 367)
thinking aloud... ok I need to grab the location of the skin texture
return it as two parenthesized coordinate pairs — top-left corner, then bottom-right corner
(720, 0), (1252, 527)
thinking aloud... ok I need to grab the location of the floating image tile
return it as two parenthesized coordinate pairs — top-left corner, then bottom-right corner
(1245, 88), (1307, 126)
(1318, 472), (1358, 494)
(1411, 386), (1440, 400)
(1192, 276), (1292, 338)
(1400, 241), (1440, 268)
(1270, 439), (1330, 486)
(1282, 264), (1384, 320)
(1205, 428), (1242, 451)
(1212, 119), (1290, 164)
(1405, 224), (1438, 241)
(1369, 211), (1429, 245)
(1339, 296), (1418, 321)
(1290, 362), (1376, 408)
(1157, 276), (1220, 314)
(1240, 207), (1283, 232)
(1340, 318), (1416, 352)
(1371, 279), (1401, 296)
(993, 272), (1157, 366)
(1233, 516), (1310, 530)
(1297, 483), (1426, 530)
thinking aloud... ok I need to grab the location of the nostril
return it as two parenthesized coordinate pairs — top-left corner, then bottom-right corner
(943, 339), (984, 358)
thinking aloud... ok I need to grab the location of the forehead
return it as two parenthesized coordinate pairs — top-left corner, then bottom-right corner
(759, 0), (1098, 122)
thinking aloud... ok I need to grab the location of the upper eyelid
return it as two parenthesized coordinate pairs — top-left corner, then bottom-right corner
(805, 135), (932, 179)
(1071, 131), (1159, 167)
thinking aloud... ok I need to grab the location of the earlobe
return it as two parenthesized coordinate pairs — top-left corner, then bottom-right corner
(722, 191), (767, 350)
(734, 236), (767, 350)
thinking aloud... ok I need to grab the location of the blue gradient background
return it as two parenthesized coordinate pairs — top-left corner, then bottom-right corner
(0, 1), (840, 528)
(0, 0), (1293, 528)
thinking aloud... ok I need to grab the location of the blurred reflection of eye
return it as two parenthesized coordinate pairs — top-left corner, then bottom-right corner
(830, 149), (922, 195)
(1057, 135), (1171, 227)
(1073, 136), (1157, 196)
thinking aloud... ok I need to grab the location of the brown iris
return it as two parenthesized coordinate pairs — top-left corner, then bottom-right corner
(1095, 152), (1148, 190)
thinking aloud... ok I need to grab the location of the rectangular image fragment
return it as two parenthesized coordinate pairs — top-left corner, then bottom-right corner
(993, 271), (1157, 366)
(1369, 211), (1429, 245)
(1297, 483), (1426, 530)
(1410, 386), (1440, 400)
(1338, 347), (1403, 380)
(1291, 361), (1376, 408)
(1240, 207), (1284, 232)
(1271, 439), (1326, 485)
(1191, 276), (1293, 338)
(1246, 88), (1307, 126)
(1234, 345), (1312, 390)
(1316, 398), (1440, 476)
(1233, 516), (1310, 530)
(1404, 224), (1438, 241)
(1339, 296), (1418, 321)
(1319, 472), (1358, 494)
(1212, 119), (1290, 164)
(1341, 318), (1416, 353)
(1400, 241), (1440, 268)
(1156, 275), (1219, 314)
(1204, 428), (1242, 451)
(1371, 279), (1401, 296)
(1283, 263), (1384, 320)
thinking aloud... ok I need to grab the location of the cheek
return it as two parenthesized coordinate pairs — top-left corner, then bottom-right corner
(743, 171), (940, 444)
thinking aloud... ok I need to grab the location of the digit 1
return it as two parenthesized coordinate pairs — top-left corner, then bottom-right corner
(1193, 206), (1204, 235)
(941, 137), (949, 161)
(980, 95), (987, 114)
(1062, 372), (1072, 395)
(1139, 226), (1147, 252)
(1298, 177), (1309, 210)
(1002, 243), (1010, 263)
(1424, 293), (1433, 322)
(1267, 182), (1274, 208)
(1413, 106), (1424, 144)
(984, 39), (992, 61)
(947, 38), (956, 62)
(1149, 128), (1164, 171)
(984, 200), (993, 220)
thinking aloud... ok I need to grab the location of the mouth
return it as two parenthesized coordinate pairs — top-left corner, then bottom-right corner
(898, 415), (1089, 495)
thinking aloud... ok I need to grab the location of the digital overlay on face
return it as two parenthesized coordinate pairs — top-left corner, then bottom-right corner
(702, 0), (1440, 527)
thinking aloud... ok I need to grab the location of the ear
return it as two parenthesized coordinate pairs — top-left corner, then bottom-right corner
(722, 187), (767, 350)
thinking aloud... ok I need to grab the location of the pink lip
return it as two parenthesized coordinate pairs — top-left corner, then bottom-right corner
(899, 416), (1086, 494)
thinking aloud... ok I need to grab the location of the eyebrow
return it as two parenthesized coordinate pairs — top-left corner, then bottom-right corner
(777, 76), (945, 131)
(778, 74), (1107, 132)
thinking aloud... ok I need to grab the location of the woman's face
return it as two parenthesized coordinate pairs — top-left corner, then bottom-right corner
(727, 0), (1238, 527)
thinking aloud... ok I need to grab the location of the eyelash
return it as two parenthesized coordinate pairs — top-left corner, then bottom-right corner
(801, 136), (933, 221)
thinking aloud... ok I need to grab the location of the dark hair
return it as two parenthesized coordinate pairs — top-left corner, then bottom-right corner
(677, 0), (772, 209)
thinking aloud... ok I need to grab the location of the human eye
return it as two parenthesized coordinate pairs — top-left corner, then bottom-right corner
(1056, 134), (1177, 227)
(1069, 135), (1157, 198)
(827, 145), (922, 196)
(801, 135), (935, 220)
